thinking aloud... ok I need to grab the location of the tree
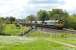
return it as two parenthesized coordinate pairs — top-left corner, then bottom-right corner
(66, 16), (76, 29)
(0, 17), (5, 35)
(26, 15), (36, 23)
(9, 17), (16, 24)
(37, 10), (49, 21)
(48, 9), (69, 20)
(5, 17), (16, 24)
(26, 15), (36, 21)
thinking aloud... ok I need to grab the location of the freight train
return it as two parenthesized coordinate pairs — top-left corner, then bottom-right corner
(25, 20), (64, 29)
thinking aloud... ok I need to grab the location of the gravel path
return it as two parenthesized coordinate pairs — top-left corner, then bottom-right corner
(0, 36), (37, 44)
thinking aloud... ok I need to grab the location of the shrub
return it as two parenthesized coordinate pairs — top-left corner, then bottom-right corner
(65, 16), (76, 29)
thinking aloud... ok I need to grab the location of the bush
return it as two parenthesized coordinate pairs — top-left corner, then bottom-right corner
(65, 16), (76, 29)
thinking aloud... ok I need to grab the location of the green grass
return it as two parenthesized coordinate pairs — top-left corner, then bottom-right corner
(49, 33), (76, 45)
(0, 31), (75, 50)
(27, 31), (76, 45)
(0, 26), (76, 50)
(0, 38), (75, 50)
(3, 24), (29, 35)
(26, 31), (50, 37)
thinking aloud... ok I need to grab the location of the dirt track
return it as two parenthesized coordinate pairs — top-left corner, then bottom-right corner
(36, 27), (76, 34)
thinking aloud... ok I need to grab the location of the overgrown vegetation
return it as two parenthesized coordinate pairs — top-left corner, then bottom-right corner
(65, 16), (76, 29)
(0, 9), (75, 35)
(3, 24), (24, 35)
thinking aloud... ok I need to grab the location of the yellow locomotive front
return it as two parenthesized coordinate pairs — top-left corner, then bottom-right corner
(56, 20), (64, 29)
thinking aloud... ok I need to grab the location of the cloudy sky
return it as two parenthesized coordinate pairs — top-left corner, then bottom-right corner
(0, 0), (75, 18)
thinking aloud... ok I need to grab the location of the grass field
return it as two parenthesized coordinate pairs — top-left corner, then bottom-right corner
(3, 24), (29, 35)
(27, 31), (76, 46)
(0, 25), (76, 50)
(0, 36), (75, 50)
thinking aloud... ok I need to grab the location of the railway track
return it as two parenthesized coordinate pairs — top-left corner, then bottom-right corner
(20, 27), (76, 36)
(37, 27), (76, 34)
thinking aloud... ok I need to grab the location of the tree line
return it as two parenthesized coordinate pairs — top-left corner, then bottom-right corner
(26, 9), (76, 30)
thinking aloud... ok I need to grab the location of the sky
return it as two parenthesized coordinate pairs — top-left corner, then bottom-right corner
(0, 0), (76, 19)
